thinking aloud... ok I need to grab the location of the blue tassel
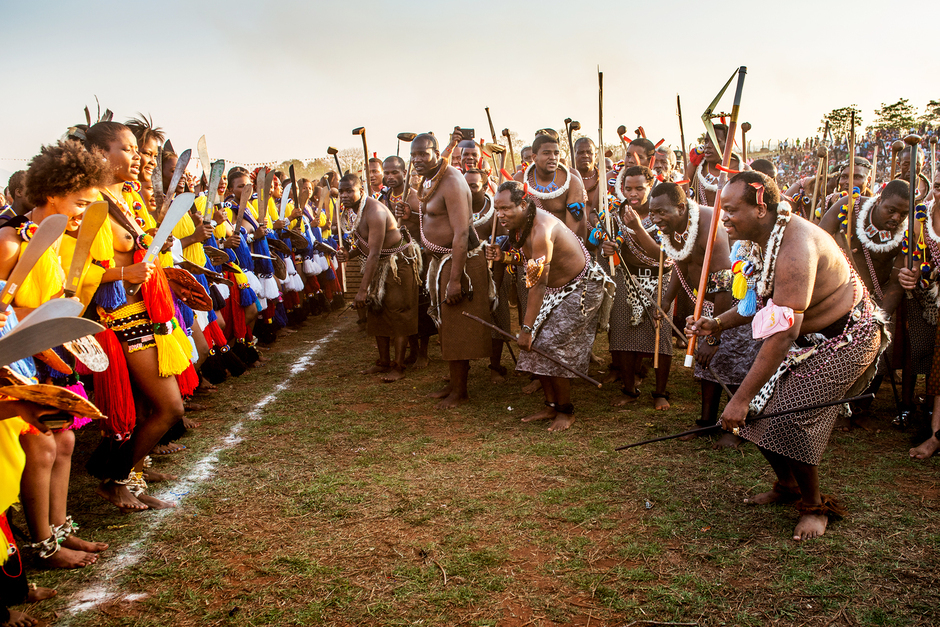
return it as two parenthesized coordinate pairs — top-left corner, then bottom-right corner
(323, 264), (336, 282)
(93, 279), (127, 309)
(730, 240), (743, 261)
(233, 230), (253, 268)
(239, 284), (257, 307)
(738, 289), (758, 317)
(177, 298), (194, 329)
(208, 308), (217, 323)
(273, 300), (288, 328)
(252, 238), (275, 275)
(203, 235), (220, 272)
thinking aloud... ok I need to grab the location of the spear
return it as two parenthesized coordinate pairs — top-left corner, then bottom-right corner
(685, 67), (746, 369)
(616, 394), (875, 450)
(677, 94), (688, 171)
(598, 68), (614, 280)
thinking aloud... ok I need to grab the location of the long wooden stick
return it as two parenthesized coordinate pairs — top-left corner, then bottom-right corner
(931, 136), (938, 188)
(598, 68), (614, 279)
(685, 66), (747, 369)
(462, 312), (602, 387)
(677, 94), (688, 172)
(890, 140), (904, 180)
(616, 394), (875, 450)
(810, 147), (826, 221)
(905, 134), (922, 271)
(654, 247), (664, 369)
(844, 113), (856, 258)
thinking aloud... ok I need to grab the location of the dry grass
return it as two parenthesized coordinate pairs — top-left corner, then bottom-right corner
(15, 312), (940, 626)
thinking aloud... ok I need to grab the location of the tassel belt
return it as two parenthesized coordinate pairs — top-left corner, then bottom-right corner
(98, 301), (156, 353)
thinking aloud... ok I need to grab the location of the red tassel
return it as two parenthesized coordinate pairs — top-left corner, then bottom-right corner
(138, 252), (175, 324)
(716, 164), (741, 175)
(207, 319), (228, 347)
(654, 139), (665, 149)
(224, 272), (248, 340)
(673, 179), (690, 185)
(176, 363), (198, 397)
(93, 328), (136, 438)
(500, 168), (515, 182)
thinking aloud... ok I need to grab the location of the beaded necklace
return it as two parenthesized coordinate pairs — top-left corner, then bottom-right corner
(523, 163), (570, 200)
(581, 167), (599, 193)
(417, 160), (448, 204)
(729, 202), (792, 316)
(855, 196), (906, 254)
(418, 206), (453, 256)
(659, 200), (700, 262)
(471, 194), (495, 228)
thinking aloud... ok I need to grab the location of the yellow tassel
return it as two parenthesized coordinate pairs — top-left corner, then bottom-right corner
(171, 322), (195, 365)
(154, 332), (190, 377)
(732, 272), (748, 300)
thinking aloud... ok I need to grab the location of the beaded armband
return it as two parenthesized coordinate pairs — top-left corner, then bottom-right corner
(567, 202), (585, 221)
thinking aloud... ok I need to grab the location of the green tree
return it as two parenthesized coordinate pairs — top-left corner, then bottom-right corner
(918, 99), (940, 127)
(870, 98), (917, 134)
(819, 105), (862, 141)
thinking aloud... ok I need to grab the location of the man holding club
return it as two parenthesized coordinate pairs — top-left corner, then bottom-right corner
(686, 171), (887, 541)
(515, 133), (588, 242)
(411, 133), (491, 409)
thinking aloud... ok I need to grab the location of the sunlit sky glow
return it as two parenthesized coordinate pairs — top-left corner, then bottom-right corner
(1, 0), (936, 179)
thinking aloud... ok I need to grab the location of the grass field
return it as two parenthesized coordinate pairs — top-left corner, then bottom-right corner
(14, 313), (940, 626)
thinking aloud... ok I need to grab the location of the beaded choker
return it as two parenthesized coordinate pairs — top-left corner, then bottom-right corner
(417, 161), (448, 203)
(855, 196), (906, 254)
(581, 167), (599, 193)
(472, 194), (495, 228)
(523, 162), (570, 200)
(659, 200), (700, 262)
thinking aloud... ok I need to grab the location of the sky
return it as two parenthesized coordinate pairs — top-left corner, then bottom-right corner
(1, 0), (937, 180)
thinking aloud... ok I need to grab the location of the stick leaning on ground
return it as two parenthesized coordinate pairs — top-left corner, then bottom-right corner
(461, 312), (602, 388)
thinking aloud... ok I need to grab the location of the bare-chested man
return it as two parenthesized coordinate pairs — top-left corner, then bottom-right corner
(367, 158), (384, 199)
(685, 124), (741, 207)
(381, 156), (433, 370)
(336, 174), (418, 382)
(485, 181), (613, 431)
(687, 171), (886, 541)
(459, 140), (480, 173)
(412, 133), (491, 408)
(651, 182), (760, 446)
(574, 138), (602, 220)
(515, 134), (588, 242)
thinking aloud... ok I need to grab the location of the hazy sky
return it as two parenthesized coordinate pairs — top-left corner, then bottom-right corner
(1, 0), (936, 178)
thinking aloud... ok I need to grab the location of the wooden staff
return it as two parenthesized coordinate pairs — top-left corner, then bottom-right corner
(843, 113), (857, 266)
(598, 69), (614, 280)
(653, 247), (664, 369)
(685, 66), (747, 369)
(931, 136), (938, 186)
(905, 133), (922, 271)
(502, 129), (516, 171)
(352, 127), (370, 197)
(677, 94), (688, 171)
(487, 144), (508, 269)
(810, 146), (827, 221)
(870, 141), (879, 193)
(616, 394), (875, 450)
(741, 122), (751, 163)
(817, 146), (830, 222)
(462, 312), (602, 387)
(890, 139), (904, 180)
(616, 124), (629, 160)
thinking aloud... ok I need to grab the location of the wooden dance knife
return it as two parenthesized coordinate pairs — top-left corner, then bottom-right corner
(14, 298), (83, 332)
(279, 182), (293, 222)
(197, 135), (211, 185)
(0, 317), (103, 368)
(615, 394), (875, 450)
(204, 160), (225, 222)
(159, 148), (192, 221)
(63, 201), (109, 298)
(125, 192), (196, 296)
(0, 214), (68, 311)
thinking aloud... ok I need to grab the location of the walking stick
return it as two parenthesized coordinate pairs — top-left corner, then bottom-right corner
(502, 129), (517, 171)
(598, 68), (614, 280)
(931, 136), (937, 187)
(890, 140), (904, 180)
(654, 247), (664, 369)
(810, 146), (826, 221)
(564, 117), (574, 164)
(568, 121), (581, 165)
(677, 94), (688, 172)
(843, 113), (858, 267)
(352, 127), (370, 197)
(615, 394), (875, 450)
(327, 146), (343, 177)
(905, 133), (922, 272)
(616, 124), (629, 160)
(685, 66), (747, 369)
(870, 140), (879, 193)
(462, 312), (602, 387)
(741, 122), (751, 163)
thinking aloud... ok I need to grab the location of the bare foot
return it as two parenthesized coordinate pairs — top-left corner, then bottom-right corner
(910, 435), (940, 460)
(713, 432), (744, 449)
(428, 383), (453, 399)
(26, 587), (57, 603)
(548, 413), (575, 432)
(522, 380), (542, 395)
(413, 354), (429, 370)
(142, 468), (178, 483)
(653, 396), (670, 411)
(521, 407), (557, 423)
(489, 366), (507, 383)
(195, 382), (217, 394)
(41, 546), (97, 569)
(96, 482), (148, 512)
(590, 352), (603, 365)
(182, 416), (202, 429)
(435, 392), (468, 410)
(793, 513), (828, 541)
(183, 403), (208, 414)
(382, 369), (405, 383)
(612, 390), (639, 407)
(602, 370), (621, 385)
(151, 443), (186, 455)
(2, 609), (41, 627)
(137, 494), (177, 510)
(361, 363), (390, 375)
(60, 535), (108, 553)
(744, 483), (800, 505)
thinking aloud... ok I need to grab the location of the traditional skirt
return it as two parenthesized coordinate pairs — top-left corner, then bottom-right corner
(427, 247), (494, 361)
(517, 263), (611, 378)
(605, 259), (673, 356)
(906, 291), (936, 375)
(695, 323), (762, 386)
(739, 298), (887, 466)
(103, 301), (156, 353)
(364, 247), (420, 339)
(491, 274), (513, 338)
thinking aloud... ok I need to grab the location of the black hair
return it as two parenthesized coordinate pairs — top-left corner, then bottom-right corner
(368, 158), (384, 168)
(84, 121), (130, 153)
(628, 138), (655, 159)
(532, 134), (559, 155)
(25, 140), (109, 207)
(574, 137), (595, 151)
(728, 170), (782, 207)
(881, 179), (910, 203)
(650, 182), (686, 206)
(383, 156), (406, 171)
(413, 133), (438, 151)
(749, 158), (777, 178)
(227, 166), (250, 190)
(7, 170), (26, 195)
(498, 181), (537, 247)
(340, 173), (362, 187)
(125, 115), (164, 149)
(622, 165), (655, 185)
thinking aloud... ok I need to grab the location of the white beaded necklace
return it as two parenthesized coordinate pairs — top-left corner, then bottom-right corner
(756, 201), (792, 297)
(855, 196), (906, 254)
(695, 163), (719, 193)
(472, 194), (495, 228)
(659, 200), (700, 261)
(523, 162), (570, 200)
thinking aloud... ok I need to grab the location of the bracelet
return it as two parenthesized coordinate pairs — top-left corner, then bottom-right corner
(715, 316), (722, 333)
(521, 324), (533, 334)
(121, 267), (124, 280)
